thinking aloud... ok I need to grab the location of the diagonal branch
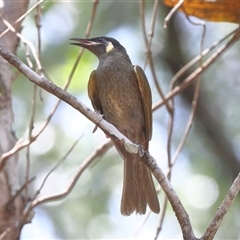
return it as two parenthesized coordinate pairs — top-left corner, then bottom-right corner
(0, 43), (194, 240)
(1, 43), (240, 240)
(201, 172), (240, 240)
(153, 26), (240, 110)
(142, 152), (195, 240)
(0, 45), (139, 161)
(32, 139), (112, 207)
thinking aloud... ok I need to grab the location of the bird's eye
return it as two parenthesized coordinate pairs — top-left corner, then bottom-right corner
(98, 38), (103, 43)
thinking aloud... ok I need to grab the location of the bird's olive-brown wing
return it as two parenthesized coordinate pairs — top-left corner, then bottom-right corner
(134, 65), (152, 141)
(88, 70), (103, 113)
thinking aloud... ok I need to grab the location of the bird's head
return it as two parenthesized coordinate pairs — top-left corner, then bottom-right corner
(70, 36), (129, 60)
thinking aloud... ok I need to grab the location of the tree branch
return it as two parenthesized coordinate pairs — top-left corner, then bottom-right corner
(0, 45), (139, 162)
(153, 26), (240, 110)
(142, 152), (195, 239)
(1, 42), (240, 240)
(201, 172), (240, 240)
(0, 44), (194, 239)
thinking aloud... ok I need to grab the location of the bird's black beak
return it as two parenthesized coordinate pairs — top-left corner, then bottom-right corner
(70, 38), (101, 48)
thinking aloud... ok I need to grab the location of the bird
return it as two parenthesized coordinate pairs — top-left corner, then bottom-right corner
(70, 36), (160, 215)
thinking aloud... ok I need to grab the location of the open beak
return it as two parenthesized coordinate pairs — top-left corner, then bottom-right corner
(70, 38), (101, 48)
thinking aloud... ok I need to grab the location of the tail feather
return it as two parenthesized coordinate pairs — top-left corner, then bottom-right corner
(121, 152), (160, 215)
(121, 154), (137, 215)
(142, 161), (160, 213)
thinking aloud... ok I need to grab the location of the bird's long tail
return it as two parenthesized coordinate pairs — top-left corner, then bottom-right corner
(120, 152), (160, 215)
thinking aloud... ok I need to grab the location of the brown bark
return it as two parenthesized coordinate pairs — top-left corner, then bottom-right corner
(0, 1), (29, 239)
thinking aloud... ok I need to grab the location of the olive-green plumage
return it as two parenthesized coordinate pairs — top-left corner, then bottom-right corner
(70, 36), (160, 215)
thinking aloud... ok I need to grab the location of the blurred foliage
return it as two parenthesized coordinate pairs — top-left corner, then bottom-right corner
(12, 1), (240, 239)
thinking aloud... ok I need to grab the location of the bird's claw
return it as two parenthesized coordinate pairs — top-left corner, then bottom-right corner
(92, 110), (104, 133)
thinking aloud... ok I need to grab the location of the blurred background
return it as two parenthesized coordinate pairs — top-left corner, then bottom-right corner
(11, 1), (240, 239)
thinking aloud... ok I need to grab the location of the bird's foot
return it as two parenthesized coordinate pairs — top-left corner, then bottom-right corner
(92, 110), (104, 133)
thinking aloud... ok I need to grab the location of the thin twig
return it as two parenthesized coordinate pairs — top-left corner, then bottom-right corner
(31, 139), (112, 207)
(170, 17), (206, 168)
(24, 42), (33, 68)
(139, 2), (173, 195)
(139, 0), (172, 114)
(36, 135), (83, 197)
(0, 0), (45, 39)
(147, 0), (159, 47)
(6, 176), (35, 207)
(25, 84), (37, 203)
(139, 3), (170, 237)
(164, 0), (184, 29)
(201, 172), (240, 240)
(166, 114), (174, 169)
(152, 27), (240, 110)
(154, 194), (168, 240)
(24, 1), (43, 203)
(34, 1), (42, 58)
(169, 29), (236, 93)
(0, 17), (43, 71)
(132, 210), (151, 238)
(68, 0), (99, 83)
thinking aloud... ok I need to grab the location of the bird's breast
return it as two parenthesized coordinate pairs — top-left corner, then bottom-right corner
(95, 58), (145, 135)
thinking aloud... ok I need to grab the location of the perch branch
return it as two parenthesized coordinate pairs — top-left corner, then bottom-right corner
(142, 151), (195, 239)
(0, 44), (194, 240)
(0, 45), (139, 157)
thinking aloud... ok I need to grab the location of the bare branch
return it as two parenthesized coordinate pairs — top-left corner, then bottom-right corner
(133, 210), (151, 238)
(154, 194), (168, 240)
(164, 0), (184, 28)
(142, 151), (195, 240)
(36, 135), (83, 197)
(139, 0), (173, 114)
(169, 25), (233, 92)
(0, 16), (43, 71)
(0, 44), (194, 239)
(152, 27), (240, 110)
(31, 139), (112, 207)
(201, 173), (240, 240)
(0, 0), (45, 39)
(169, 18), (206, 166)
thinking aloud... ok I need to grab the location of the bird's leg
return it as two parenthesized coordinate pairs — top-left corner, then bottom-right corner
(92, 110), (104, 133)
(92, 111), (110, 139)
(92, 125), (98, 133)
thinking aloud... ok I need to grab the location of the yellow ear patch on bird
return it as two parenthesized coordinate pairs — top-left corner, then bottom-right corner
(106, 42), (114, 53)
